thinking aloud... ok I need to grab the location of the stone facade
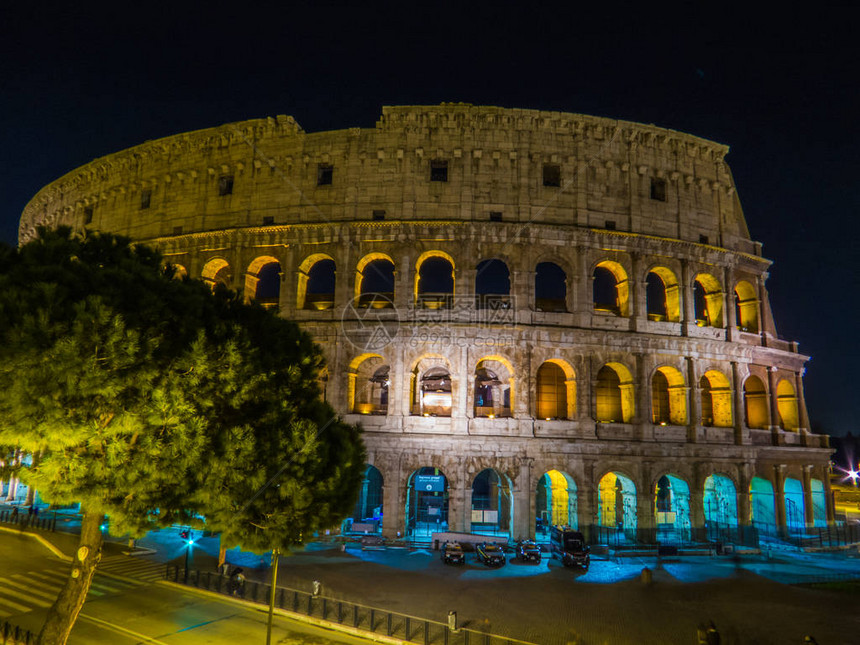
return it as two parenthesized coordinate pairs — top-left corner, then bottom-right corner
(20, 104), (832, 542)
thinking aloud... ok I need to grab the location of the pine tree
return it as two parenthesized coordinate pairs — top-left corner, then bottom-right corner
(0, 228), (364, 644)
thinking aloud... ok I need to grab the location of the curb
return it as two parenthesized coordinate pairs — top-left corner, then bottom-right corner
(0, 525), (71, 561)
(157, 580), (407, 644)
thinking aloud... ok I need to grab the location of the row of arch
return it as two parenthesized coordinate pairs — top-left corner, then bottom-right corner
(189, 253), (762, 332)
(348, 465), (827, 539)
(349, 354), (802, 430)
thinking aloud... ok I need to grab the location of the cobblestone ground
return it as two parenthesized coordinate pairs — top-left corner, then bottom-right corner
(176, 540), (860, 645)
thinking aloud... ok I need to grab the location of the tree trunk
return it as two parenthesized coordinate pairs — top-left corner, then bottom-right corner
(38, 510), (104, 645)
(218, 543), (227, 569)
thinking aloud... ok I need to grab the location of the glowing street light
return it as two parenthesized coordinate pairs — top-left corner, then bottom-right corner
(181, 530), (195, 583)
(848, 469), (859, 487)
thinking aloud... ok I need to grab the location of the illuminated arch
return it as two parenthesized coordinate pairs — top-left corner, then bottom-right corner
(415, 250), (455, 308)
(651, 366), (687, 425)
(345, 465), (384, 534)
(734, 280), (759, 332)
(810, 479), (826, 527)
(595, 362), (635, 423)
(348, 354), (389, 415)
(471, 468), (514, 537)
(201, 258), (231, 291)
(784, 477), (805, 533)
(534, 262), (567, 312)
(700, 369), (733, 427)
(743, 376), (769, 429)
(750, 477), (776, 529)
(535, 470), (578, 538)
(693, 273), (724, 327)
(654, 474), (691, 540)
(777, 379), (800, 431)
(597, 471), (637, 534)
(474, 355), (515, 418)
(297, 253), (336, 310)
(704, 474), (738, 528)
(593, 260), (630, 316)
(244, 255), (281, 306)
(169, 263), (188, 280)
(646, 266), (681, 322)
(536, 359), (576, 420)
(410, 355), (453, 417)
(354, 253), (396, 307)
(406, 467), (449, 537)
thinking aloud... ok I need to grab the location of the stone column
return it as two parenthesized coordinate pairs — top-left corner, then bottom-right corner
(635, 353), (653, 439)
(731, 361), (747, 445)
(686, 357), (700, 443)
(280, 247), (297, 316)
(773, 465), (787, 537)
(801, 466), (815, 528)
(630, 253), (648, 330)
(396, 257), (412, 312)
(573, 247), (591, 317)
(689, 491), (705, 530)
(725, 267), (738, 341)
(795, 370), (811, 432)
(822, 466), (836, 525)
(577, 460), (597, 542)
(767, 367), (781, 438)
(681, 260), (696, 336)
(512, 461), (532, 541)
(459, 345), (471, 420)
(736, 469), (752, 527)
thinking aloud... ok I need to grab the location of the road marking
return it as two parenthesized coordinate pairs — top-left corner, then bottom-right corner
(0, 578), (55, 603)
(78, 613), (170, 644)
(0, 588), (43, 612)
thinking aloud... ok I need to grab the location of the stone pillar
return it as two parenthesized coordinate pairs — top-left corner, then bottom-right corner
(577, 460), (597, 542)
(280, 247), (297, 316)
(574, 248), (590, 316)
(334, 245), (353, 310)
(767, 367), (781, 438)
(755, 275), (767, 338)
(512, 462), (532, 541)
(397, 257), (412, 312)
(725, 267), (738, 341)
(689, 491), (705, 530)
(795, 370), (811, 432)
(390, 345), (407, 418)
(681, 260), (697, 336)
(635, 353), (652, 439)
(731, 361), (747, 445)
(773, 465), (787, 536)
(822, 466), (836, 525)
(736, 469), (751, 527)
(630, 253), (647, 329)
(686, 357), (700, 442)
(801, 466), (815, 528)
(459, 345), (471, 420)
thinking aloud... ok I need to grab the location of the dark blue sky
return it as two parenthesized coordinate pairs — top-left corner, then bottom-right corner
(1, 4), (857, 434)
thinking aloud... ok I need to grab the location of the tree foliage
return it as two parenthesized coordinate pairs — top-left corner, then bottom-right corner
(0, 228), (365, 643)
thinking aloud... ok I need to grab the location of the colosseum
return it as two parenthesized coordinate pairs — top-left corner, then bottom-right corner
(19, 103), (833, 547)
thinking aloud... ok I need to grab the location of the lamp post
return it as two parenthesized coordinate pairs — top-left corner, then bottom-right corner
(182, 530), (195, 584)
(266, 548), (280, 645)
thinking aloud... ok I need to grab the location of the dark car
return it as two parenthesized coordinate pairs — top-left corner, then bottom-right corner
(475, 542), (506, 566)
(550, 526), (590, 570)
(516, 540), (542, 563)
(440, 541), (465, 565)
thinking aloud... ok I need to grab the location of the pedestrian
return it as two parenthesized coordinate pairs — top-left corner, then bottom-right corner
(229, 568), (245, 597)
(11, 506), (18, 523)
(27, 505), (34, 526)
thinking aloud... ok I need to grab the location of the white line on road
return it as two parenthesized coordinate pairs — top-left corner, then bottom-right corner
(78, 613), (171, 644)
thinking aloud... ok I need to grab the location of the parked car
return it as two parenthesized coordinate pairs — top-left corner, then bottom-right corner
(550, 526), (590, 570)
(440, 541), (465, 565)
(515, 540), (542, 563)
(475, 542), (506, 566)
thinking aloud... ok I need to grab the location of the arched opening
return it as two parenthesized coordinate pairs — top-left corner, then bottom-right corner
(344, 465), (384, 534)
(475, 259), (511, 309)
(597, 472), (637, 540)
(169, 264), (188, 280)
(349, 355), (390, 415)
(655, 474), (691, 543)
(646, 268), (681, 322)
(651, 366), (687, 425)
(415, 252), (454, 309)
(471, 469), (513, 537)
(734, 280), (759, 333)
(777, 379), (800, 431)
(411, 361), (452, 417)
(784, 477), (805, 533)
(535, 262), (567, 312)
(811, 479), (826, 527)
(743, 376), (769, 429)
(406, 467), (449, 537)
(593, 261), (629, 316)
(693, 274), (724, 327)
(700, 370), (733, 427)
(202, 258), (232, 291)
(703, 474), (739, 538)
(297, 255), (336, 310)
(536, 361), (575, 420)
(355, 254), (395, 308)
(750, 477), (776, 534)
(595, 362), (635, 423)
(535, 470), (577, 541)
(474, 357), (513, 418)
(245, 256), (281, 308)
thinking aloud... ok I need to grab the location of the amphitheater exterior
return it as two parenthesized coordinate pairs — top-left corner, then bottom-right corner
(19, 104), (834, 545)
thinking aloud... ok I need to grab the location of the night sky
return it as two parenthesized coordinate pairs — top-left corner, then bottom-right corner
(1, 5), (857, 434)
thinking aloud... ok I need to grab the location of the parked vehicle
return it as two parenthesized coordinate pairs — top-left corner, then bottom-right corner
(475, 542), (506, 566)
(550, 526), (590, 569)
(440, 541), (465, 565)
(515, 540), (542, 563)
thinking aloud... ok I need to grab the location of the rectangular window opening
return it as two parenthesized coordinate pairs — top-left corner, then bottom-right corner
(173, 225), (184, 235)
(699, 234), (709, 245)
(489, 211), (503, 222)
(650, 177), (667, 201)
(140, 189), (151, 210)
(430, 160), (448, 182)
(83, 206), (93, 225)
(605, 220), (616, 231)
(372, 209), (386, 221)
(218, 175), (234, 196)
(317, 163), (333, 186)
(262, 216), (274, 226)
(543, 164), (561, 187)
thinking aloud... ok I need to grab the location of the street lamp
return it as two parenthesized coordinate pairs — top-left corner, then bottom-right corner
(181, 530), (195, 584)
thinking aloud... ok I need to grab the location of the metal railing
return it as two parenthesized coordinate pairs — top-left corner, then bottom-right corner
(0, 509), (57, 532)
(166, 565), (538, 645)
(0, 620), (35, 644)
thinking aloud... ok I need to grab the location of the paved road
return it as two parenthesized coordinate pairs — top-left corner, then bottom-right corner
(0, 533), (379, 644)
